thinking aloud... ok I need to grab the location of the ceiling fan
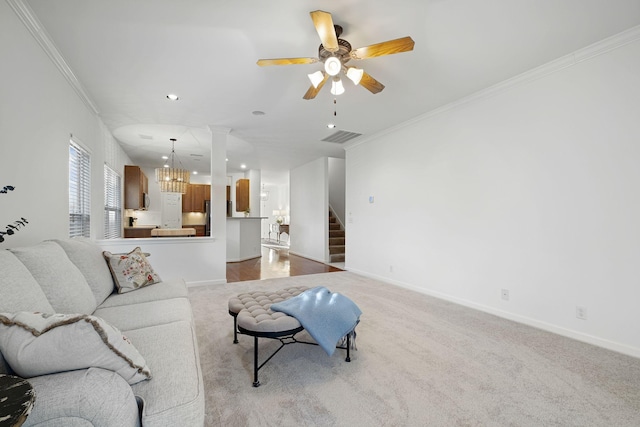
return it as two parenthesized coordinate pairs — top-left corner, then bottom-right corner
(257, 10), (415, 100)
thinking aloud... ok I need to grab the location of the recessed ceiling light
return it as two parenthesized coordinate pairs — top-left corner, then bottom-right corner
(240, 164), (247, 169)
(225, 158), (229, 162)
(252, 110), (266, 116)
(166, 94), (179, 101)
(327, 123), (336, 129)
(193, 171), (198, 175)
(161, 155), (168, 160)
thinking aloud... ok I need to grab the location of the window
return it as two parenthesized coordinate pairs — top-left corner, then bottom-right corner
(104, 164), (122, 239)
(69, 140), (91, 238)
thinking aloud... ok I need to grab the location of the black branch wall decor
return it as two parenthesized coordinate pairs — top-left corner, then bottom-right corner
(0, 184), (29, 244)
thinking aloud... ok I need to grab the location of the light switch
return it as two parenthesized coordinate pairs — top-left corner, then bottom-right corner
(369, 196), (374, 203)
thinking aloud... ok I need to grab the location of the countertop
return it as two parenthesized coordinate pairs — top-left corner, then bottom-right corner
(151, 228), (196, 237)
(227, 216), (267, 220)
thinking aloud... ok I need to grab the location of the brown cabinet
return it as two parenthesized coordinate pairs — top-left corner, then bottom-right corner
(182, 184), (211, 212)
(183, 224), (206, 236)
(235, 179), (249, 212)
(124, 165), (148, 210)
(124, 227), (153, 238)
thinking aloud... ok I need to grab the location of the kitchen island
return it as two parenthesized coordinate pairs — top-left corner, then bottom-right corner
(226, 217), (266, 262)
(151, 227), (196, 237)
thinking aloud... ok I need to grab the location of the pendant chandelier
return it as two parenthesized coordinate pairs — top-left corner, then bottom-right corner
(155, 138), (190, 193)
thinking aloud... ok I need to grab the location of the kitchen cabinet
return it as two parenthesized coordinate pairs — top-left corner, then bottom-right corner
(235, 179), (249, 213)
(124, 165), (148, 210)
(182, 184), (210, 212)
(184, 224), (206, 236)
(124, 227), (153, 238)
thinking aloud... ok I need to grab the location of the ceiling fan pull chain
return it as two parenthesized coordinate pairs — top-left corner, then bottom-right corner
(334, 98), (337, 116)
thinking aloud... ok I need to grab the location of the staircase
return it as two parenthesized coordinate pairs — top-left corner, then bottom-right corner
(328, 210), (345, 263)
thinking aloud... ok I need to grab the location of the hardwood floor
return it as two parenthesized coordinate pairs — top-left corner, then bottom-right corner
(226, 245), (343, 283)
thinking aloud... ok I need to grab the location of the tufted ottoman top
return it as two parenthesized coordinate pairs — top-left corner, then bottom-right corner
(229, 286), (309, 334)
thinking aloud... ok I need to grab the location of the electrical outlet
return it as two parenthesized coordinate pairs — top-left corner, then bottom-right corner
(576, 306), (588, 320)
(501, 289), (509, 301)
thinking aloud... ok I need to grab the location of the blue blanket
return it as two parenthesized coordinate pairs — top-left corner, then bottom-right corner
(270, 286), (362, 356)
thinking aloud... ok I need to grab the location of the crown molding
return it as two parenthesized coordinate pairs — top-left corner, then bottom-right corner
(345, 24), (640, 152)
(7, 0), (99, 115)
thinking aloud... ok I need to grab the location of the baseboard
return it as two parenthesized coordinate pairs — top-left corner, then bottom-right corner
(226, 255), (261, 263)
(288, 250), (328, 265)
(347, 268), (640, 359)
(186, 279), (226, 287)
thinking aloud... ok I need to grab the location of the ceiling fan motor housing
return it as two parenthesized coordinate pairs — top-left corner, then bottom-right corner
(318, 26), (352, 66)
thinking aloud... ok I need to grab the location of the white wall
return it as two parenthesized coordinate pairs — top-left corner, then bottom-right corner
(1, 3), (228, 285)
(248, 169), (261, 216)
(99, 238), (223, 285)
(346, 35), (640, 358)
(290, 157), (328, 263)
(328, 157), (346, 226)
(260, 169), (290, 238)
(1, 1), (105, 247)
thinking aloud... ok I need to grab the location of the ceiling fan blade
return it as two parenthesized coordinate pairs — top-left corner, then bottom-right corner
(359, 72), (385, 94)
(310, 10), (338, 53)
(350, 36), (415, 60)
(257, 57), (318, 66)
(303, 73), (329, 100)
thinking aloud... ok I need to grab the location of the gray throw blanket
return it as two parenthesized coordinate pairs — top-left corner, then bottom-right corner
(270, 286), (361, 356)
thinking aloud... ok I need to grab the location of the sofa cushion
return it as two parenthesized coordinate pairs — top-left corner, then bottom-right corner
(103, 247), (161, 294)
(9, 242), (97, 314)
(98, 279), (188, 309)
(50, 238), (115, 306)
(0, 312), (151, 385)
(95, 298), (193, 331)
(0, 250), (55, 314)
(127, 321), (204, 427)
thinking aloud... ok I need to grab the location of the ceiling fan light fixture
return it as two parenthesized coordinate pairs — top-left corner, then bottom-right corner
(330, 78), (345, 96)
(324, 56), (341, 76)
(308, 70), (325, 88)
(346, 67), (364, 85)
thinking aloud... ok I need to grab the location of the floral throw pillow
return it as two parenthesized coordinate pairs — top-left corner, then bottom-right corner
(103, 247), (161, 293)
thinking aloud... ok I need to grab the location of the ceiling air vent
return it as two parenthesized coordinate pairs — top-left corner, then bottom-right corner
(321, 130), (362, 144)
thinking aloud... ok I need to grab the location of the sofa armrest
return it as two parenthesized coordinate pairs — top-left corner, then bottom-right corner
(24, 367), (140, 427)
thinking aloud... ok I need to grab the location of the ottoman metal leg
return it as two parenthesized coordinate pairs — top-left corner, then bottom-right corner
(233, 315), (239, 344)
(345, 333), (351, 362)
(253, 336), (260, 387)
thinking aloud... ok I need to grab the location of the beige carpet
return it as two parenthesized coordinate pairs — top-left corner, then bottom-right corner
(188, 272), (640, 426)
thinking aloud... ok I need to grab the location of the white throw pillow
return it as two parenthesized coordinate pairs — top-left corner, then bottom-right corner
(103, 247), (161, 294)
(0, 312), (151, 385)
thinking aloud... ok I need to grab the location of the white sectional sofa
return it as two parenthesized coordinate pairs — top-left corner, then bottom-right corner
(0, 238), (204, 426)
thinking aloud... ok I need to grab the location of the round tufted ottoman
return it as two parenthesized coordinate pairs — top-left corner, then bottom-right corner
(228, 286), (309, 340)
(229, 286), (321, 387)
(228, 285), (354, 387)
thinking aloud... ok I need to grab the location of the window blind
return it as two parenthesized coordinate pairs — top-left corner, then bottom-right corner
(104, 164), (122, 239)
(69, 141), (91, 238)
